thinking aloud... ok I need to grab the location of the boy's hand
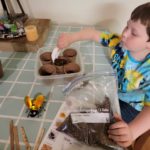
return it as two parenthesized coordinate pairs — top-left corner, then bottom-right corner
(57, 33), (72, 49)
(108, 114), (134, 148)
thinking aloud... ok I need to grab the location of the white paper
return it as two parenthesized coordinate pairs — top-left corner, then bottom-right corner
(71, 112), (110, 123)
(51, 47), (60, 63)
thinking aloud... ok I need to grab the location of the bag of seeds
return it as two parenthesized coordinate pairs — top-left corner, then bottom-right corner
(57, 71), (122, 150)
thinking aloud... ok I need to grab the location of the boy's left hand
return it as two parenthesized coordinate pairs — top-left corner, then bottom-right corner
(108, 114), (133, 148)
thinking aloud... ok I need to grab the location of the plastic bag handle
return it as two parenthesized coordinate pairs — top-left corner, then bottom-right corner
(63, 71), (116, 95)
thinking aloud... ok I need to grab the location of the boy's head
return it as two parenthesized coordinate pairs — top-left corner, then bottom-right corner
(121, 2), (150, 58)
(131, 2), (150, 41)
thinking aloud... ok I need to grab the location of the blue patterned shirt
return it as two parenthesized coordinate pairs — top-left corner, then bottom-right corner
(100, 32), (150, 111)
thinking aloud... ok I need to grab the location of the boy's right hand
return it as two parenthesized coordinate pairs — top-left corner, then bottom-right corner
(57, 33), (72, 49)
(108, 114), (133, 147)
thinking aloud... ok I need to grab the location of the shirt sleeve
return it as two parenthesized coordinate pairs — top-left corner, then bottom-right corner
(139, 64), (150, 107)
(100, 31), (121, 48)
(145, 93), (150, 107)
(143, 83), (150, 107)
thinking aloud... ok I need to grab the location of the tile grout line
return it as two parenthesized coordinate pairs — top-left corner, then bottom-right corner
(33, 88), (53, 148)
(0, 57), (36, 61)
(0, 25), (111, 149)
(49, 24), (59, 45)
(13, 53), (40, 147)
(1, 53), (16, 69)
(0, 52), (20, 108)
(0, 114), (57, 123)
(4, 53), (33, 150)
(0, 80), (42, 85)
(31, 24), (70, 147)
(26, 78), (53, 147)
(33, 24), (63, 146)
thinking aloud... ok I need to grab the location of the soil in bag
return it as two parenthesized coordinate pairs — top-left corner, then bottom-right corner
(57, 97), (120, 149)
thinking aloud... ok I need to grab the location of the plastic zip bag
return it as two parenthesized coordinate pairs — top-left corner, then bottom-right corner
(57, 71), (121, 149)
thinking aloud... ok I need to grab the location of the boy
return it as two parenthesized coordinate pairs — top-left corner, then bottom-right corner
(57, 2), (150, 148)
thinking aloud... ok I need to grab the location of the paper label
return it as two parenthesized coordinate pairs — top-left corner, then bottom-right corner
(71, 112), (110, 123)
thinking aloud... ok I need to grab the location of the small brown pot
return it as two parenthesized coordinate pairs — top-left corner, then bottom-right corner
(63, 48), (77, 62)
(54, 56), (69, 74)
(40, 52), (52, 64)
(39, 64), (56, 76)
(64, 63), (80, 74)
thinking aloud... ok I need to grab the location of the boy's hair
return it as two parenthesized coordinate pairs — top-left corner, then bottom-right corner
(131, 2), (150, 41)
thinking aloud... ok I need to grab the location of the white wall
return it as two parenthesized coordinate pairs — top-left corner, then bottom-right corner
(1, 0), (149, 33)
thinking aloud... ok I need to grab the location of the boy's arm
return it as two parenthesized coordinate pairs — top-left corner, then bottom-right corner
(129, 106), (150, 140)
(57, 28), (101, 49)
(68, 28), (101, 42)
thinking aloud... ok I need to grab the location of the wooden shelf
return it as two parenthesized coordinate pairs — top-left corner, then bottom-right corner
(0, 18), (51, 51)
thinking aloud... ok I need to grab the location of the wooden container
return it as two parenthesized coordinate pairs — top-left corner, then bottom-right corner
(0, 18), (51, 52)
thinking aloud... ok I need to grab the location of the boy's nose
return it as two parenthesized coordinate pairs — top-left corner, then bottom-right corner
(122, 30), (128, 41)
(121, 34), (125, 42)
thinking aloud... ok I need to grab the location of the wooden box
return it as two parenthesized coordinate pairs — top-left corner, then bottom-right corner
(0, 18), (51, 52)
